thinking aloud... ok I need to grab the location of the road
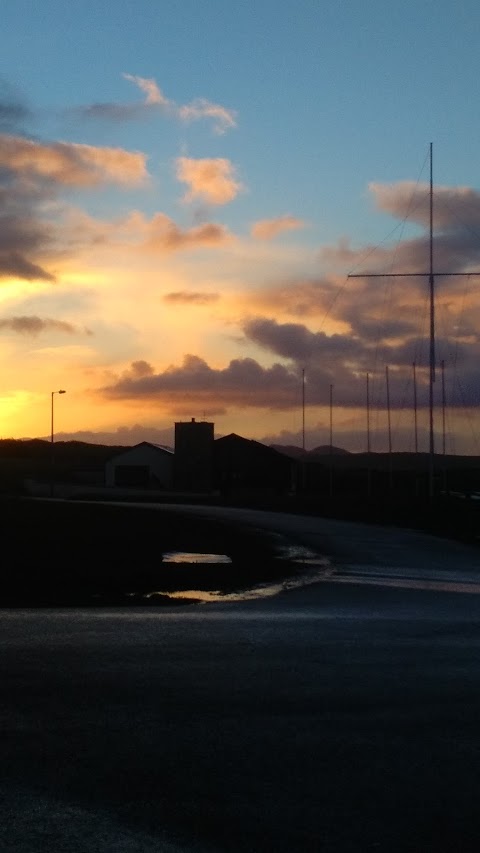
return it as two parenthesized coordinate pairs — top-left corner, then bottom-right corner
(2, 507), (480, 852)
(155, 503), (480, 592)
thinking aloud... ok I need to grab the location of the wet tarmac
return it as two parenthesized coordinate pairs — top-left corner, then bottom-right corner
(2, 508), (480, 852)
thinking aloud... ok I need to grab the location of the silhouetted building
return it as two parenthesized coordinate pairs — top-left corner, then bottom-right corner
(105, 442), (174, 489)
(174, 418), (214, 492)
(214, 433), (296, 496)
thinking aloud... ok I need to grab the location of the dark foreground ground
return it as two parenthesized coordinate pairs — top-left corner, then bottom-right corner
(2, 584), (480, 852)
(2, 492), (479, 605)
(0, 498), (295, 606)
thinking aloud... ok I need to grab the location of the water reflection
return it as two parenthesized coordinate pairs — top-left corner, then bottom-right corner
(162, 552), (232, 564)
(152, 544), (333, 604)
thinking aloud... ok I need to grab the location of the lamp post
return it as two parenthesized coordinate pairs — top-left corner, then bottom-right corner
(50, 390), (66, 497)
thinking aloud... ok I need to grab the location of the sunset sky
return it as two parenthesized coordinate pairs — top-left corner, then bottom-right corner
(2, 0), (480, 453)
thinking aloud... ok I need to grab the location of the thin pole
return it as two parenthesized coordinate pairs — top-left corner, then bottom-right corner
(50, 392), (54, 498)
(50, 390), (65, 498)
(441, 359), (446, 455)
(386, 365), (393, 491)
(428, 141), (435, 497)
(302, 368), (305, 452)
(329, 383), (333, 497)
(386, 365), (392, 455)
(441, 359), (447, 493)
(366, 372), (371, 454)
(329, 383), (333, 450)
(366, 372), (372, 497)
(413, 362), (418, 453)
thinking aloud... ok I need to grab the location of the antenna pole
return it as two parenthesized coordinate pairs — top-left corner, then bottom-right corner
(302, 368), (305, 452)
(441, 359), (446, 456)
(348, 144), (480, 496)
(441, 358), (447, 493)
(329, 383), (334, 497)
(428, 142), (435, 497)
(386, 365), (392, 455)
(366, 372), (371, 454)
(386, 365), (393, 490)
(413, 362), (418, 453)
(366, 372), (372, 496)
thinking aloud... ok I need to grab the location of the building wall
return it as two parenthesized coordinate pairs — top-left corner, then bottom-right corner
(105, 444), (173, 488)
(174, 419), (214, 492)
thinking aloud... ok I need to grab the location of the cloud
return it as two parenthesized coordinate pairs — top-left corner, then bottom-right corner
(79, 74), (236, 135)
(124, 73), (236, 133)
(0, 315), (91, 336)
(0, 79), (32, 132)
(176, 157), (243, 205)
(122, 73), (168, 106)
(102, 354), (302, 409)
(0, 196), (57, 281)
(244, 317), (365, 364)
(0, 134), (148, 188)
(0, 130), (149, 281)
(0, 251), (54, 282)
(251, 276), (341, 319)
(370, 181), (480, 232)
(163, 291), (220, 304)
(77, 103), (147, 122)
(130, 359), (154, 377)
(251, 215), (305, 240)
(177, 99), (237, 135)
(94, 210), (230, 253)
(241, 313), (480, 409)
(141, 213), (231, 251)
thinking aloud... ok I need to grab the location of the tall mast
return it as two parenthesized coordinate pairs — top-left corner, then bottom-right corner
(302, 368), (305, 452)
(329, 383), (334, 497)
(413, 361), (418, 453)
(428, 142), (435, 496)
(366, 372), (372, 496)
(348, 144), (480, 497)
(386, 364), (393, 490)
(386, 364), (392, 455)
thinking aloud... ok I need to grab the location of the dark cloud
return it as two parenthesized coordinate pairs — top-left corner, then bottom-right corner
(0, 79), (32, 132)
(244, 317), (365, 364)
(163, 291), (219, 305)
(0, 251), (54, 281)
(0, 315), (90, 336)
(102, 354), (302, 410)
(130, 359), (154, 377)
(145, 218), (230, 252)
(241, 314), (480, 410)
(0, 209), (56, 281)
(74, 103), (150, 122)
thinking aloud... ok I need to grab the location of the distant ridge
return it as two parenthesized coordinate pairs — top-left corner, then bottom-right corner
(269, 444), (307, 459)
(270, 443), (351, 458)
(309, 445), (351, 456)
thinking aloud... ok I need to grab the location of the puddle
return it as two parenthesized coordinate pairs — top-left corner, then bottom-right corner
(151, 543), (333, 604)
(162, 552), (232, 564)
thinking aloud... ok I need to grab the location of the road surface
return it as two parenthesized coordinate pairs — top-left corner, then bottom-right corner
(2, 507), (480, 852)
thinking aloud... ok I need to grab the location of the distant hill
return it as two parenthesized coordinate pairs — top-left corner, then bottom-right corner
(270, 443), (352, 458)
(269, 444), (307, 459)
(309, 445), (351, 456)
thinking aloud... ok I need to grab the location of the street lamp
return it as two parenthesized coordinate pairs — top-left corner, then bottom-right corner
(50, 390), (66, 497)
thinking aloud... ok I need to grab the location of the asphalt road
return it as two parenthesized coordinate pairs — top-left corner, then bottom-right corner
(2, 508), (480, 852)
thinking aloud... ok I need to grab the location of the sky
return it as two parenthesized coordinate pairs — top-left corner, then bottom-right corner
(2, 0), (480, 453)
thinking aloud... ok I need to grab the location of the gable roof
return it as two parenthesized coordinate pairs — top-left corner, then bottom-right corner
(106, 441), (174, 464)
